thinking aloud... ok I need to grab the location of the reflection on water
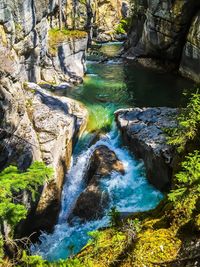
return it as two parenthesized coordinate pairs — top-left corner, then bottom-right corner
(55, 43), (194, 132)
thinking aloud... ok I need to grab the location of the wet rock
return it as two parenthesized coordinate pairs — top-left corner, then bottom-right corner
(95, 33), (112, 43)
(0, 0), (89, 235)
(70, 145), (124, 222)
(115, 107), (178, 191)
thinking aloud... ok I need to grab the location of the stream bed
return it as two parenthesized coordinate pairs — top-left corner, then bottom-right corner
(32, 43), (194, 261)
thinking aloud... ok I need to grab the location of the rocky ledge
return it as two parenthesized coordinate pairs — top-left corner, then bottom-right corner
(70, 145), (124, 222)
(115, 107), (178, 191)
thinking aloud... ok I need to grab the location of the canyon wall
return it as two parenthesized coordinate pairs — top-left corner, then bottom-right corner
(0, 0), (89, 233)
(0, 0), (88, 84)
(126, 0), (200, 83)
(65, 0), (130, 40)
(0, 0), (130, 234)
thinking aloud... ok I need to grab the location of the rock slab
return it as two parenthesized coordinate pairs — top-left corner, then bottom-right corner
(115, 107), (178, 191)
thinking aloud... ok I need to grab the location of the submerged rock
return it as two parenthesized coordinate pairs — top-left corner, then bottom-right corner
(70, 145), (124, 222)
(115, 107), (178, 191)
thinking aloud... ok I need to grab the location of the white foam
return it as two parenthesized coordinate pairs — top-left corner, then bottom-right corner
(32, 123), (163, 261)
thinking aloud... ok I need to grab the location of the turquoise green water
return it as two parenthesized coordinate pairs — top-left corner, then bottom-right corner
(56, 43), (194, 132)
(32, 43), (195, 261)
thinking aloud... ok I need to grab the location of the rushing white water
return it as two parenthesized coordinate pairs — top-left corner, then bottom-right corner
(31, 124), (163, 261)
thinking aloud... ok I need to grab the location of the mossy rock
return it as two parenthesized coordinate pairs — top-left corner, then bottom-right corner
(48, 28), (87, 56)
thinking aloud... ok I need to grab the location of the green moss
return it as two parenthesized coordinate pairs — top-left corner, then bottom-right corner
(194, 214), (200, 230)
(77, 229), (127, 266)
(131, 229), (181, 267)
(48, 28), (87, 56)
(15, 22), (22, 32)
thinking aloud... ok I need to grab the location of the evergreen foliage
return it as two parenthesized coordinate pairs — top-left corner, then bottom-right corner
(168, 150), (200, 224)
(115, 19), (130, 34)
(0, 162), (53, 265)
(0, 162), (53, 227)
(108, 207), (121, 227)
(167, 91), (200, 152)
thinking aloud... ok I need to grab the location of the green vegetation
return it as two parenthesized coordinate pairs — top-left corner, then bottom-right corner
(18, 252), (83, 267)
(168, 151), (200, 226)
(115, 18), (131, 35)
(3, 92), (200, 266)
(167, 91), (200, 152)
(68, 92), (200, 266)
(48, 28), (87, 56)
(108, 207), (121, 227)
(0, 162), (53, 265)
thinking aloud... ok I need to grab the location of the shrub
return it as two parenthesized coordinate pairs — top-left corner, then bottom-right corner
(0, 161), (53, 227)
(167, 91), (200, 152)
(0, 162), (53, 263)
(108, 207), (121, 227)
(115, 19), (131, 35)
(168, 151), (200, 224)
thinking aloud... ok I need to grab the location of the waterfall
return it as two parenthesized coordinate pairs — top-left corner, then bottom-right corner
(31, 124), (163, 261)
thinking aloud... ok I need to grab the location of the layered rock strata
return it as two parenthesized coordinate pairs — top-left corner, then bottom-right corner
(0, 81), (88, 232)
(65, 0), (131, 42)
(115, 107), (178, 191)
(0, 0), (89, 233)
(125, 0), (200, 83)
(0, 0), (88, 84)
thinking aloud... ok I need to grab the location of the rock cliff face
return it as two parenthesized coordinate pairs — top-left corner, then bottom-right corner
(0, 79), (88, 233)
(125, 0), (200, 83)
(65, 0), (130, 41)
(0, 0), (88, 84)
(0, 0), (89, 233)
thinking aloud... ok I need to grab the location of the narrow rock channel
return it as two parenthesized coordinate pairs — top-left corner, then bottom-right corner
(31, 43), (193, 261)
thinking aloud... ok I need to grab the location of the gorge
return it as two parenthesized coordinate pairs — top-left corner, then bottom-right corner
(0, 1), (200, 267)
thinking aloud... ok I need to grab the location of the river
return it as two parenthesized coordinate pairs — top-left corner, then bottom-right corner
(31, 43), (194, 261)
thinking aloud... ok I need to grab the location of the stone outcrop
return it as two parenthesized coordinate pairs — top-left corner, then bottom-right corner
(0, 0), (88, 84)
(0, 80), (88, 232)
(70, 145), (124, 222)
(115, 108), (178, 191)
(125, 0), (200, 83)
(0, 0), (89, 233)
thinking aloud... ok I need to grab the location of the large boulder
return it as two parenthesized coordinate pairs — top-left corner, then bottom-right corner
(70, 145), (124, 222)
(115, 107), (178, 191)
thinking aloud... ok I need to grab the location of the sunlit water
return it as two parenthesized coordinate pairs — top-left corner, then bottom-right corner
(32, 43), (194, 261)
